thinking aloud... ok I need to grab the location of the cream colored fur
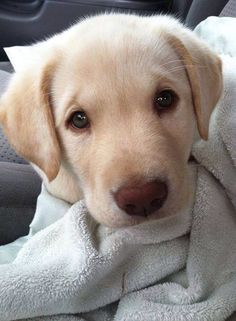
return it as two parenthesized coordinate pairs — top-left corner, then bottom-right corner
(0, 14), (222, 227)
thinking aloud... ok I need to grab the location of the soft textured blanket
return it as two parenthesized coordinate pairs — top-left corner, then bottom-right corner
(1, 17), (236, 321)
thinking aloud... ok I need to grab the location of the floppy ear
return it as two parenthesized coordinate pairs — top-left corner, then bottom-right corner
(167, 33), (223, 140)
(0, 63), (60, 181)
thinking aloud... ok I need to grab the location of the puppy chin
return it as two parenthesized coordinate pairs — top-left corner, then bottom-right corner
(85, 199), (144, 228)
(87, 199), (173, 228)
(89, 204), (181, 228)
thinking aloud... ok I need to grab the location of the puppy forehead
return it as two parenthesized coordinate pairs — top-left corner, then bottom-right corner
(66, 22), (179, 72)
(53, 16), (189, 117)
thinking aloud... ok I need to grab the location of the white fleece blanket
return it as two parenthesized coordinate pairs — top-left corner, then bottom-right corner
(1, 17), (236, 321)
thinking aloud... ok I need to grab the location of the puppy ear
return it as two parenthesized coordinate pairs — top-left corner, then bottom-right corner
(167, 33), (222, 140)
(0, 63), (60, 181)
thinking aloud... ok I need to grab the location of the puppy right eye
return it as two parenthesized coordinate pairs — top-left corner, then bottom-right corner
(154, 89), (177, 114)
(68, 111), (90, 130)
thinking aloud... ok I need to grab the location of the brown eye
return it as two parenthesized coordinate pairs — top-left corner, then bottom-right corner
(69, 111), (89, 129)
(154, 90), (176, 112)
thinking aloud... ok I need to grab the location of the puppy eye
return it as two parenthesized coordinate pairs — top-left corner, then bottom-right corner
(69, 111), (89, 129)
(154, 90), (177, 112)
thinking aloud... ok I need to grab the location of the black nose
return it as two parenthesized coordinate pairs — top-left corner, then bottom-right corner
(114, 180), (168, 216)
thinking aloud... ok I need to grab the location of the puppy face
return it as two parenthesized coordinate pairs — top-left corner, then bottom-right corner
(0, 14), (222, 227)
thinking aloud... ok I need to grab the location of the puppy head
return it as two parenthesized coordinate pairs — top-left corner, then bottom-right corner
(0, 14), (222, 227)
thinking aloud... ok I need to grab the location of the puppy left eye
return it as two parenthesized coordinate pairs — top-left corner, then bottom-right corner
(69, 111), (90, 130)
(154, 90), (177, 112)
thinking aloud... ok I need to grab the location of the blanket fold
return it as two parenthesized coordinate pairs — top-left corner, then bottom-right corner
(0, 186), (191, 320)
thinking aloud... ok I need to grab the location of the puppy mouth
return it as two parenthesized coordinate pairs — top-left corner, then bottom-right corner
(122, 196), (167, 217)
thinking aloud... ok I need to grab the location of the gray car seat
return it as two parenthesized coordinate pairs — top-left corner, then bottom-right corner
(185, 0), (230, 27)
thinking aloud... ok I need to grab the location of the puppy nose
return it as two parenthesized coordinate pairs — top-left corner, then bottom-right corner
(114, 180), (168, 216)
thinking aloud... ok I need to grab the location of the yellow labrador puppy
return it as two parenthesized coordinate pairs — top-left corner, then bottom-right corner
(0, 14), (222, 227)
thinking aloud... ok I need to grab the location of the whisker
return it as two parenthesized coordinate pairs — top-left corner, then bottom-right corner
(160, 64), (207, 75)
(156, 59), (188, 68)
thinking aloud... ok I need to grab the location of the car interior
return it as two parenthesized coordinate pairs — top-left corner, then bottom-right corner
(0, 0), (235, 319)
(0, 0), (232, 245)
